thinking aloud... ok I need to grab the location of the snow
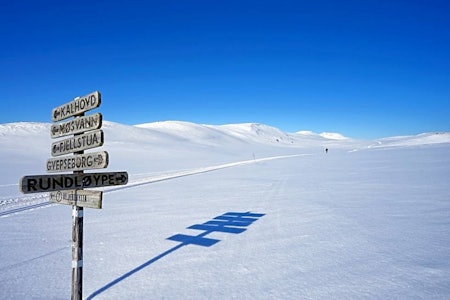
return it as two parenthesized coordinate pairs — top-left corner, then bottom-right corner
(318, 132), (348, 140)
(296, 130), (349, 140)
(1, 121), (450, 299)
(372, 132), (450, 148)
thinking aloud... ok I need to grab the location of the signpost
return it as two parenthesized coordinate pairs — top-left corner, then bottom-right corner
(50, 190), (103, 209)
(20, 91), (128, 300)
(20, 171), (128, 193)
(46, 151), (109, 173)
(51, 112), (102, 138)
(52, 91), (101, 122)
(51, 129), (104, 156)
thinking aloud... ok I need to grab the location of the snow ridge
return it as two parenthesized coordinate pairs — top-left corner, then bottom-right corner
(1, 120), (449, 149)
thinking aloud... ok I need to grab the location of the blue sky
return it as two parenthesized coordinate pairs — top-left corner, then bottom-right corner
(1, 0), (449, 138)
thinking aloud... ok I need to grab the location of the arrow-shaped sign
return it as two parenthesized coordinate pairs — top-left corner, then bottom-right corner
(51, 113), (102, 139)
(46, 151), (109, 173)
(52, 91), (101, 122)
(51, 130), (104, 157)
(20, 171), (128, 194)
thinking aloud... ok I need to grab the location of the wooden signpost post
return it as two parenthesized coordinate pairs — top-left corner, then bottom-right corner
(20, 91), (128, 300)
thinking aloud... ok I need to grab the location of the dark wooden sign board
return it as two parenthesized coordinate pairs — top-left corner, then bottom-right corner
(46, 151), (109, 173)
(20, 171), (128, 194)
(20, 91), (129, 300)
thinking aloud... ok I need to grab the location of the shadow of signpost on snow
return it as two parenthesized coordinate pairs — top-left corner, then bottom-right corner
(86, 211), (265, 299)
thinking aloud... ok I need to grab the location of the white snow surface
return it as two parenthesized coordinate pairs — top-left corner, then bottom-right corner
(1, 121), (450, 299)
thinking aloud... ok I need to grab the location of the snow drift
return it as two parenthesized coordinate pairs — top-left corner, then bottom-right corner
(1, 121), (449, 299)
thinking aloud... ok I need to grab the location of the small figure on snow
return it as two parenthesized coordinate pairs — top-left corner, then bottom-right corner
(325, 148), (329, 154)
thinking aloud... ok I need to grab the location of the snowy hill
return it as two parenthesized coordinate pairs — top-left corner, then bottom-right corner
(371, 132), (450, 148)
(2, 120), (448, 152)
(296, 130), (348, 140)
(1, 121), (450, 299)
(135, 121), (349, 146)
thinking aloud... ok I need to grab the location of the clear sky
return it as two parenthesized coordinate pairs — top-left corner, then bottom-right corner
(1, 0), (449, 139)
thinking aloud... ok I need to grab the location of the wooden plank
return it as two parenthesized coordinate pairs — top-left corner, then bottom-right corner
(51, 130), (104, 157)
(51, 113), (102, 139)
(52, 91), (101, 122)
(50, 190), (103, 209)
(46, 151), (109, 173)
(20, 171), (128, 194)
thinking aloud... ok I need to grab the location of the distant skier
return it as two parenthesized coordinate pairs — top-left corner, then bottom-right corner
(325, 148), (328, 154)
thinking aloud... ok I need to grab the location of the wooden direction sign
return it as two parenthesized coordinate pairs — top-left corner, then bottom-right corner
(18, 89), (127, 300)
(46, 151), (109, 173)
(20, 171), (128, 194)
(49, 190), (103, 209)
(51, 113), (102, 139)
(51, 130), (104, 157)
(52, 91), (101, 122)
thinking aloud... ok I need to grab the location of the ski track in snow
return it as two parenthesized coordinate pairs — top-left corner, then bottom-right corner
(0, 154), (306, 218)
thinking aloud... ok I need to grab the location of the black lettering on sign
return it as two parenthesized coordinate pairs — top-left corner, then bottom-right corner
(51, 113), (102, 138)
(52, 91), (101, 122)
(51, 130), (104, 157)
(46, 152), (109, 173)
(20, 172), (128, 194)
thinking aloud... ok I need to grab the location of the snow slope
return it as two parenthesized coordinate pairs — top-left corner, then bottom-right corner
(1, 121), (449, 299)
(371, 132), (450, 148)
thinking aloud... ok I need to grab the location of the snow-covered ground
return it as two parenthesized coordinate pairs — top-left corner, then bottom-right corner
(1, 121), (449, 299)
